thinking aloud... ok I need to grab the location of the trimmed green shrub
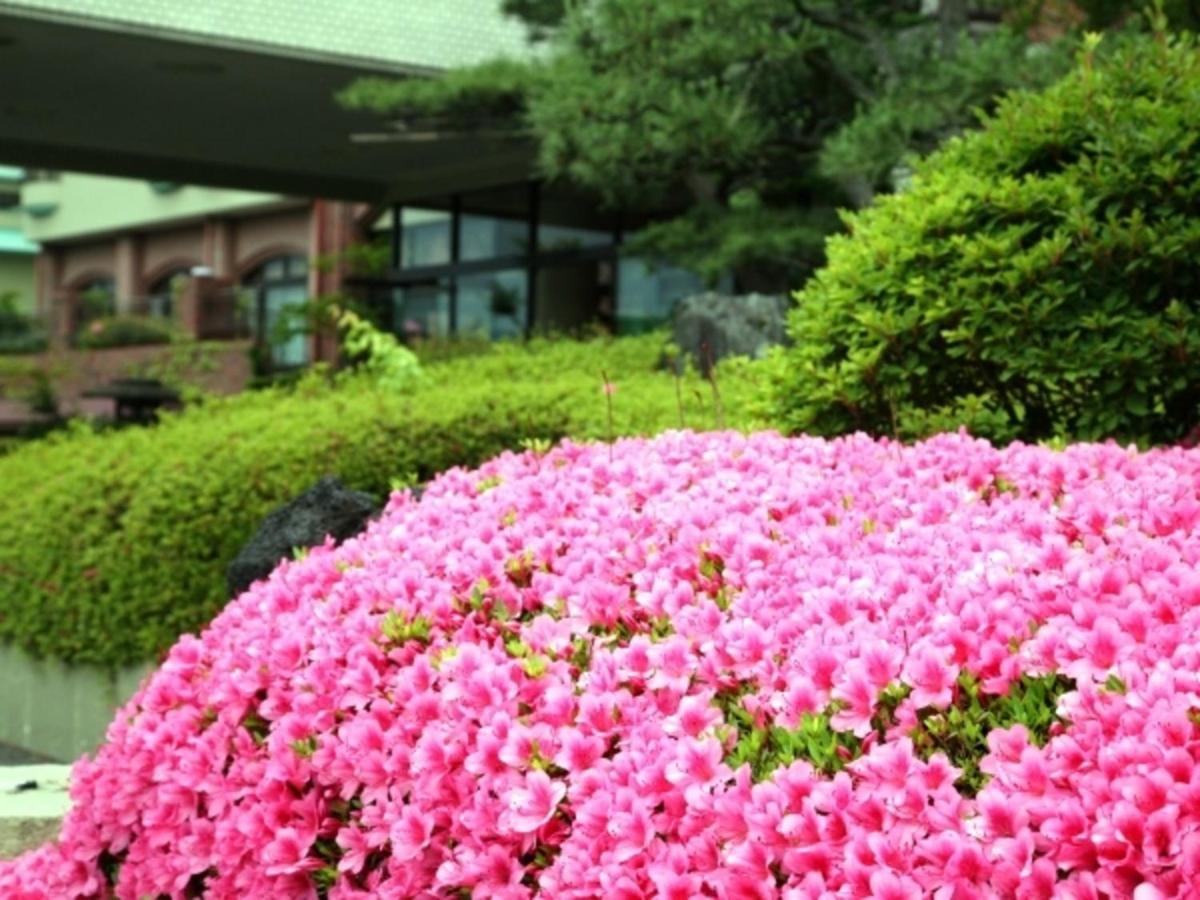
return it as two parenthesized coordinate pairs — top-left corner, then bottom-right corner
(0, 333), (763, 666)
(768, 32), (1200, 445)
(0, 294), (48, 354)
(76, 315), (176, 350)
(0, 358), (57, 414)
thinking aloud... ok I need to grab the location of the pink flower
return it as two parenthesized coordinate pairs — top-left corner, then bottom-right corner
(389, 804), (433, 862)
(8, 431), (1200, 895)
(904, 645), (958, 709)
(606, 803), (654, 863)
(554, 729), (606, 772)
(831, 663), (878, 737)
(664, 737), (725, 800)
(503, 770), (566, 834)
(261, 827), (318, 876)
(868, 870), (922, 900)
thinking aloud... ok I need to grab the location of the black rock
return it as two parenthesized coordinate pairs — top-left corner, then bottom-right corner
(671, 292), (789, 375)
(226, 476), (378, 597)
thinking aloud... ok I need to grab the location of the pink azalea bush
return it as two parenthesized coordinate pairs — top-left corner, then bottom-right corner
(3, 430), (1200, 899)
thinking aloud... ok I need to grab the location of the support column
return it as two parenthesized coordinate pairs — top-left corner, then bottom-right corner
(113, 236), (143, 314)
(307, 200), (362, 362)
(203, 218), (236, 280)
(34, 248), (62, 322)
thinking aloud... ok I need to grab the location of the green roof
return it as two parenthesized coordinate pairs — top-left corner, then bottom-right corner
(0, 228), (39, 254)
(0, 166), (25, 182)
(0, 0), (535, 71)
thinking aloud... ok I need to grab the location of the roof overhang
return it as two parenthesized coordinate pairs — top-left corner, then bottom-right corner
(0, 6), (535, 203)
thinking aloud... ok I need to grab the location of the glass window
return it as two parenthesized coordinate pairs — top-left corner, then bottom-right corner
(77, 277), (116, 323)
(394, 280), (451, 340)
(534, 260), (612, 334)
(458, 184), (533, 263)
(257, 255), (307, 281)
(242, 254), (309, 369)
(460, 214), (527, 261)
(146, 268), (191, 319)
(616, 257), (707, 334)
(262, 282), (309, 367)
(537, 224), (611, 254)
(457, 269), (527, 339)
(401, 208), (451, 268)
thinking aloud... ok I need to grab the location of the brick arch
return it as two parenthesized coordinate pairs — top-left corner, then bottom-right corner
(144, 258), (200, 291)
(235, 245), (308, 283)
(64, 269), (115, 291)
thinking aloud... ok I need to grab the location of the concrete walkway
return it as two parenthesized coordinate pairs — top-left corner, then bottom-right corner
(0, 764), (71, 860)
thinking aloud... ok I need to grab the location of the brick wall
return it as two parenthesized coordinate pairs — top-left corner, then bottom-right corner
(2, 340), (253, 418)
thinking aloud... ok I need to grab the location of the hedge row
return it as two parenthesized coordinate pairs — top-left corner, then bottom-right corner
(0, 334), (762, 667)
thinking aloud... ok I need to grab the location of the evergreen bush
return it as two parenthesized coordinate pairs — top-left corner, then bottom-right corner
(75, 315), (176, 350)
(768, 32), (1200, 445)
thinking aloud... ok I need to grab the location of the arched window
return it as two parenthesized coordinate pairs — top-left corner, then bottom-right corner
(241, 254), (309, 369)
(146, 267), (192, 319)
(75, 276), (115, 325)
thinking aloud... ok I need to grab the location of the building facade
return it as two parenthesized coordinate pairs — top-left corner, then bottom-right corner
(365, 183), (705, 342)
(1, 1), (708, 376)
(21, 171), (364, 367)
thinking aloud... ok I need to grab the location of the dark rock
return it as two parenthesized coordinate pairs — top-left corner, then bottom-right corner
(226, 476), (378, 597)
(671, 292), (789, 375)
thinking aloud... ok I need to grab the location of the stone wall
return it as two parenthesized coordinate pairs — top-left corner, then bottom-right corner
(0, 643), (151, 762)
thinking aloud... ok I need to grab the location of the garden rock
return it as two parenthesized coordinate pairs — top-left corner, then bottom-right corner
(671, 291), (788, 375)
(226, 476), (377, 597)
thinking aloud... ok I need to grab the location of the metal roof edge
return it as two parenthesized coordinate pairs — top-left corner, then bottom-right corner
(0, 227), (39, 253)
(0, 2), (443, 76)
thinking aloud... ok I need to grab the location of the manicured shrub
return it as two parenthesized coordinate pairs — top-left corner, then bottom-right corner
(768, 32), (1200, 445)
(75, 315), (176, 350)
(0, 294), (48, 354)
(3, 431), (1200, 897)
(0, 329), (48, 354)
(0, 333), (761, 667)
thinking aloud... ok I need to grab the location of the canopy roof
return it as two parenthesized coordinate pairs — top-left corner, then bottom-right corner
(0, 1), (537, 201)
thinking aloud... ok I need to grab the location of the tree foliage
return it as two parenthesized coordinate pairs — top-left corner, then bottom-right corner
(344, 2), (1166, 289)
(818, 28), (1074, 194)
(767, 31), (1200, 445)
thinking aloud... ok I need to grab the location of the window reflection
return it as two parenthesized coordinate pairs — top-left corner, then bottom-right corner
(378, 185), (713, 342)
(615, 258), (706, 335)
(393, 280), (451, 340)
(242, 254), (309, 368)
(460, 214), (526, 261)
(457, 269), (526, 339)
(401, 208), (451, 268)
(537, 224), (610, 254)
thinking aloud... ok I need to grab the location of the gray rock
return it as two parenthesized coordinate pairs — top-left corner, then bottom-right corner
(227, 476), (378, 597)
(671, 292), (789, 375)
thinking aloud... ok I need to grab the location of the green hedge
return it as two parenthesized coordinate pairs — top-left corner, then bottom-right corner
(76, 315), (176, 350)
(768, 32), (1200, 445)
(0, 333), (763, 667)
